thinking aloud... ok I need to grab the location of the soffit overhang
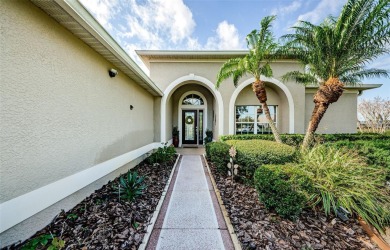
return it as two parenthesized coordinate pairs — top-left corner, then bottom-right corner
(30, 0), (163, 97)
(136, 50), (297, 69)
(305, 84), (382, 91)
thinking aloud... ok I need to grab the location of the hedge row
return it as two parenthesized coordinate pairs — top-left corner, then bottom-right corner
(206, 140), (297, 182)
(220, 133), (390, 147)
(205, 142), (231, 173)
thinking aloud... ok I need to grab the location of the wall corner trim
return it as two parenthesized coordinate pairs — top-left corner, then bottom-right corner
(0, 142), (160, 233)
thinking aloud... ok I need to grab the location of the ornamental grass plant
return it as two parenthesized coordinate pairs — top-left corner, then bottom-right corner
(298, 145), (390, 231)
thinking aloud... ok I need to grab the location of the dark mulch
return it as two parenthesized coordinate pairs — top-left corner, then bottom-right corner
(6, 156), (177, 250)
(208, 161), (378, 250)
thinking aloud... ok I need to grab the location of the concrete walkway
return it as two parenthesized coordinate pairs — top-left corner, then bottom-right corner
(146, 154), (233, 250)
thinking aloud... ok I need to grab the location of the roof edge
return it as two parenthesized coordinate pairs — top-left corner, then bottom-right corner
(306, 84), (382, 91)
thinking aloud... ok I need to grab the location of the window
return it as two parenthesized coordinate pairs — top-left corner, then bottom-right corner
(182, 94), (204, 105)
(235, 105), (277, 134)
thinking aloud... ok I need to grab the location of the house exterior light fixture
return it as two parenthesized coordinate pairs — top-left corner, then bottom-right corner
(108, 68), (118, 77)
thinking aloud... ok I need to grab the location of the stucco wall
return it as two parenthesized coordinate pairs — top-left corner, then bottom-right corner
(148, 60), (304, 135)
(0, 0), (154, 203)
(0, 1), (155, 244)
(305, 91), (358, 133)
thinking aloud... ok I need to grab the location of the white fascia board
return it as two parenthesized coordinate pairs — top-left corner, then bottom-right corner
(305, 84), (382, 90)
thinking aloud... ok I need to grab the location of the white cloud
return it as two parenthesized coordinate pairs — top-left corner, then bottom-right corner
(205, 21), (243, 50)
(121, 0), (195, 46)
(79, 0), (119, 31)
(271, 0), (302, 17)
(186, 37), (202, 50)
(298, 0), (346, 24)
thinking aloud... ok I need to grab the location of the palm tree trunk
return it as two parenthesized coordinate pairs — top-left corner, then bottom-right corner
(252, 79), (282, 143)
(302, 77), (344, 149)
(261, 102), (282, 143)
(302, 102), (329, 148)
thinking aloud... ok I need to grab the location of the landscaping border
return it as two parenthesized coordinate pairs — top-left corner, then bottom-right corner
(138, 154), (181, 250)
(359, 219), (390, 250)
(202, 154), (242, 250)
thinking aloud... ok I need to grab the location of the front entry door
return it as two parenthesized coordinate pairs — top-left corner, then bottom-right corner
(182, 110), (197, 144)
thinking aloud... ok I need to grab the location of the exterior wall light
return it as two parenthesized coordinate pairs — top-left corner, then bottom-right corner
(108, 68), (118, 77)
(130, 105), (134, 110)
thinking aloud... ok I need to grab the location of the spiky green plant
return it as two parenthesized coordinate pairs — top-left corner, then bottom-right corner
(114, 171), (146, 202)
(298, 145), (390, 231)
(216, 15), (282, 143)
(281, 0), (390, 148)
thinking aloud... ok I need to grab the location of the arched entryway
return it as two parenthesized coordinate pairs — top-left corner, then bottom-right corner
(160, 74), (224, 145)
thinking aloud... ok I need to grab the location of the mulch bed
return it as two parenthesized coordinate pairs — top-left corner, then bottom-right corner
(208, 161), (379, 250)
(6, 156), (177, 250)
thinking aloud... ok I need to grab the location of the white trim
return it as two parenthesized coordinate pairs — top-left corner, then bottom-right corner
(0, 142), (160, 233)
(161, 74), (224, 142)
(229, 77), (295, 134)
(178, 91), (208, 147)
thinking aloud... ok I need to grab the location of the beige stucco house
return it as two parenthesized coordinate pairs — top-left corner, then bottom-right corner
(0, 0), (380, 246)
(137, 50), (380, 147)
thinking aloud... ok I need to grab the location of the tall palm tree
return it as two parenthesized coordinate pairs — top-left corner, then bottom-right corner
(281, 0), (390, 148)
(216, 16), (282, 143)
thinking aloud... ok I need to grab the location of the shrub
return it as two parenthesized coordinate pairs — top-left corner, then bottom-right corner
(206, 142), (230, 173)
(221, 134), (304, 147)
(225, 140), (296, 181)
(147, 143), (176, 164)
(204, 129), (213, 144)
(254, 164), (311, 220)
(21, 234), (65, 250)
(113, 171), (146, 202)
(220, 133), (390, 147)
(298, 145), (390, 231)
(325, 140), (390, 179)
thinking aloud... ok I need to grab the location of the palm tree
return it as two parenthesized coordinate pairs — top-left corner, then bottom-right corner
(281, 0), (390, 148)
(216, 15), (282, 143)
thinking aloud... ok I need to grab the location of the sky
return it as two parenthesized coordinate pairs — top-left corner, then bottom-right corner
(79, 0), (389, 101)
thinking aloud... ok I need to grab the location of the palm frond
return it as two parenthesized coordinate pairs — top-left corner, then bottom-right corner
(216, 15), (278, 89)
(216, 58), (243, 88)
(282, 71), (319, 86)
(341, 68), (390, 85)
(280, 0), (389, 85)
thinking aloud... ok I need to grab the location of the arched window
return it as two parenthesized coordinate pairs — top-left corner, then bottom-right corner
(182, 94), (204, 105)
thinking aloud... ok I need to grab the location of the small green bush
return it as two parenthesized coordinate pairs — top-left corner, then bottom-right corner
(21, 234), (65, 250)
(147, 143), (176, 164)
(206, 142), (230, 173)
(204, 129), (213, 144)
(113, 171), (146, 202)
(225, 140), (296, 181)
(299, 145), (390, 231)
(254, 164), (311, 220)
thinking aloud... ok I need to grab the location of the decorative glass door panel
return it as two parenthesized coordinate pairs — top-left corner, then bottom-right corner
(199, 110), (203, 145)
(182, 110), (197, 144)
